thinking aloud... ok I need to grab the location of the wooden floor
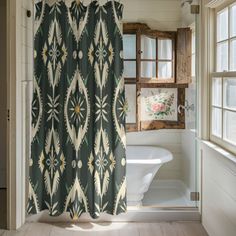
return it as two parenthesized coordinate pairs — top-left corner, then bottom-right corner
(0, 222), (208, 236)
(0, 189), (208, 236)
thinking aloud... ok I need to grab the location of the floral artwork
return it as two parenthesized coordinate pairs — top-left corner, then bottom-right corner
(146, 92), (174, 118)
(141, 88), (178, 121)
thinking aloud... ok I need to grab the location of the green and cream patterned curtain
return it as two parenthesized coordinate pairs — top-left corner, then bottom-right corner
(28, 0), (126, 219)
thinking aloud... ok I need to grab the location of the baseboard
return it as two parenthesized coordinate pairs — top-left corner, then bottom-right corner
(26, 208), (200, 223)
(0, 169), (6, 188)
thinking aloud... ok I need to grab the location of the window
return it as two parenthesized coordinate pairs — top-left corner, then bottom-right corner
(210, 2), (236, 153)
(140, 35), (174, 82)
(123, 27), (176, 85)
(123, 23), (192, 132)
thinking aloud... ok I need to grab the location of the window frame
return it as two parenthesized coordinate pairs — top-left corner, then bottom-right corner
(210, 1), (236, 154)
(123, 23), (187, 132)
(139, 30), (176, 83)
(123, 33), (137, 83)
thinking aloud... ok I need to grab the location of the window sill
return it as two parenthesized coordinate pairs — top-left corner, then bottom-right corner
(201, 140), (236, 165)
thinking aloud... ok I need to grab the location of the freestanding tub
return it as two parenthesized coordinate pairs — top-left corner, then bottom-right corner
(126, 145), (173, 206)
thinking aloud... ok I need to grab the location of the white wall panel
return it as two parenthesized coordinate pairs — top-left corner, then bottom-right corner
(201, 142), (236, 236)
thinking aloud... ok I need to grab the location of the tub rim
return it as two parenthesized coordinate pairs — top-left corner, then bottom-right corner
(126, 145), (173, 164)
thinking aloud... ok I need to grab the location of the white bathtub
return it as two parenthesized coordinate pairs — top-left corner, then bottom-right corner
(126, 145), (173, 206)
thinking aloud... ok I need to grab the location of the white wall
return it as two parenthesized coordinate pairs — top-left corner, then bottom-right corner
(83, 0), (182, 30)
(0, 0), (7, 188)
(201, 142), (236, 236)
(123, 0), (182, 30)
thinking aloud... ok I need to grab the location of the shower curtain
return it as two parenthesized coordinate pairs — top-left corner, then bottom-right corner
(28, 0), (126, 219)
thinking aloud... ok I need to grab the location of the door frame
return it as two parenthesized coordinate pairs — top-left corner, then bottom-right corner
(7, 0), (26, 230)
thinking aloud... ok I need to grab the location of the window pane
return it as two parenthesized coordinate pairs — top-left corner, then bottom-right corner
(212, 78), (222, 106)
(224, 110), (236, 145)
(158, 62), (172, 79)
(141, 61), (156, 78)
(230, 4), (236, 37)
(223, 78), (236, 109)
(212, 107), (222, 137)
(123, 35), (136, 59)
(230, 39), (236, 71)
(124, 61), (136, 78)
(217, 41), (228, 72)
(125, 84), (136, 123)
(158, 39), (172, 60)
(217, 8), (228, 42)
(141, 35), (156, 60)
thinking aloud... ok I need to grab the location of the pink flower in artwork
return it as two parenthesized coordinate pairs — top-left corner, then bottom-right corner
(151, 103), (166, 112)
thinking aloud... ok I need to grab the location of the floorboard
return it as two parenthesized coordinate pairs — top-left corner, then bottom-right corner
(1, 222), (208, 236)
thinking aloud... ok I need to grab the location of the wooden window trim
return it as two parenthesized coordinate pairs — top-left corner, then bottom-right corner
(176, 27), (192, 84)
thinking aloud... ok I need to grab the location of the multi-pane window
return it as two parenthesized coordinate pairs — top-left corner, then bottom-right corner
(211, 2), (236, 152)
(216, 4), (236, 72)
(123, 23), (191, 132)
(140, 35), (174, 82)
